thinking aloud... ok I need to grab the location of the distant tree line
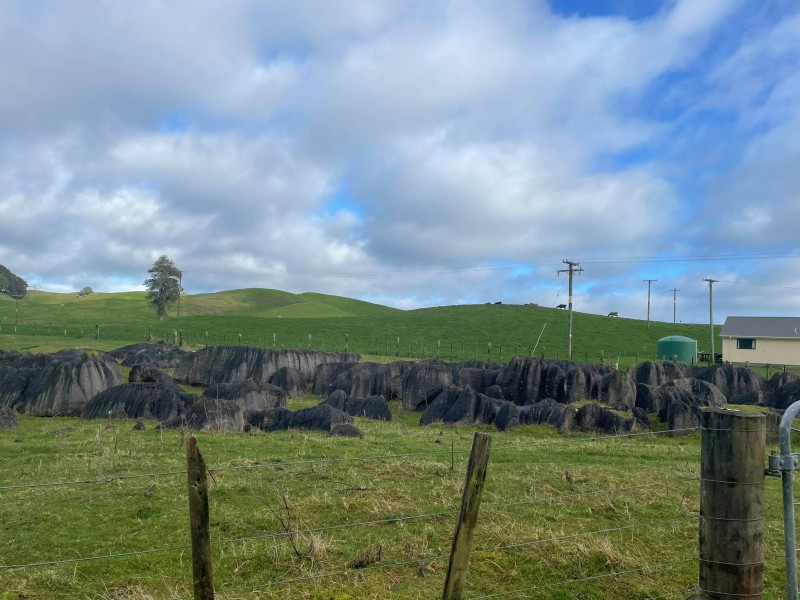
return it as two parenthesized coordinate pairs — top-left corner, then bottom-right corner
(0, 265), (27, 299)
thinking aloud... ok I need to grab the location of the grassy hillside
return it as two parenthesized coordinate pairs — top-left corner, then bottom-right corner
(0, 289), (721, 365)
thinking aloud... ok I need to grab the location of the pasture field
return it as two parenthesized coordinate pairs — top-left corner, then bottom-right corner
(0, 288), (724, 368)
(0, 400), (793, 599)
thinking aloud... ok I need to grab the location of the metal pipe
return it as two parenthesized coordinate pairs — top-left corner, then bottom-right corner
(779, 401), (800, 600)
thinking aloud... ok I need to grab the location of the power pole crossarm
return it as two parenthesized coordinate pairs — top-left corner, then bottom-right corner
(557, 260), (583, 360)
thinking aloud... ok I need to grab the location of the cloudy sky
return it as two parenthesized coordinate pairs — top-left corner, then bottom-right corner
(1, 0), (798, 323)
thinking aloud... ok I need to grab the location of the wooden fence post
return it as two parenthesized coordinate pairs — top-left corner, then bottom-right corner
(700, 408), (765, 599)
(442, 432), (492, 600)
(187, 436), (214, 600)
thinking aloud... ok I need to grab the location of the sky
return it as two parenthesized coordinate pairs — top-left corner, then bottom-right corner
(1, 0), (799, 324)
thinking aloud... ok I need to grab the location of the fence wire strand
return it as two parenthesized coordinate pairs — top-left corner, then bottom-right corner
(466, 559), (692, 599)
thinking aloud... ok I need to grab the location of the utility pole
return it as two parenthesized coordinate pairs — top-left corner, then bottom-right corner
(557, 260), (583, 360)
(704, 279), (718, 362)
(177, 271), (183, 319)
(643, 279), (657, 328)
(671, 288), (680, 324)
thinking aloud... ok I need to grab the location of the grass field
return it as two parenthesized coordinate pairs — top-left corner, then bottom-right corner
(0, 289), (726, 368)
(0, 288), (794, 598)
(0, 402), (792, 599)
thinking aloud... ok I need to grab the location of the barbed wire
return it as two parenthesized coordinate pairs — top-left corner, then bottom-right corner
(0, 447), (467, 492)
(474, 516), (696, 555)
(0, 470), (186, 491)
(490, 427), (701, 450)
(0, 543), (190, 571)
(466, 559), (693, 599)
(487, 477), (699, 510)
(174, 553), (452, 599)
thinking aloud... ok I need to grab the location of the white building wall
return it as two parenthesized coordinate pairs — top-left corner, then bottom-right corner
(723, 337), (800, 366)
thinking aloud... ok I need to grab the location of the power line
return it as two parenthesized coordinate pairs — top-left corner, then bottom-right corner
(179, 251), (800, 280)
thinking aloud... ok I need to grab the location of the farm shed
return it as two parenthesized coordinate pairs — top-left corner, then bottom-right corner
(720, 316), (800, 366)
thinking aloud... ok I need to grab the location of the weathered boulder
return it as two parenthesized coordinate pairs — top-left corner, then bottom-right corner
(329, 363), (397, 399)
(83, 383), (194, 421)
(666, 400), (699, 436)
(769, 372), (798, 392)
(174, 346), (361, 388)
(0, 363), (31, 407)
(627, 361), (702, 387)
(485, 385), (505, 400)
(203, 379), (287, 411)
(159, 397), (251, 432)
(324, 392), (392, 421)
(312, 361), (361, 395)
(247, 403), (353, 433)
(500, 357), (545, 405)
(730, 390), (766, 406)
(2, 349), (121, 416)
(499, 357), (619, 406)
(0, 405), (18, 429)
(495, 398), (571, 431)
(597, 370), (636, 409)
(420, 386), (506, 426)
(110, 342), (188, 369)
(697, 364), (766, 401)
(769, 379), (800, 410)
(401, 361), (455, 410)
(457, 364), (502, 395)
(635, 383), (662, 414)
(129, 364), (182, 391)
(557, 402), (637, 435)
(269, 366), (307, 398)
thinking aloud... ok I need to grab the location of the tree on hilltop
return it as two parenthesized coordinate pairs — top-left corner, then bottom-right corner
(144, 255), (182, 319)
(0, 265), (28, 299)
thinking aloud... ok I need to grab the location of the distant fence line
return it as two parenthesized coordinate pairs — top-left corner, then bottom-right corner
(2, 319), (799, 374)
(0, 319), (662, 364)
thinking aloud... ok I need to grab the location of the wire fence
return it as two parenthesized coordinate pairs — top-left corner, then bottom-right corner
(0, 318), (729, 367)
(0, 424), (720, 599)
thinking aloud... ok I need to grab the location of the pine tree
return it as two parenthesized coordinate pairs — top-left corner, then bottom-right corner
(144, 255), (181, 319)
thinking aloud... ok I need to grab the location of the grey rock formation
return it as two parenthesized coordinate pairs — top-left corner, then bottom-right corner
(159, 397), (252, 432)
(499, 357), (620, 406)
(203, 379), (287, 411)
(627, 361), (702, 388)
(769, 379), (800, 410)
(83, 383), (194, 421)
(420, 386), (506, 426)
(312, 361), (361, 395)
(1, 349), (121, 416)
(247, 403), (353, 433)
(174, 346), (360, 387)
(129, 364), (182, 391)
(697, 364), (766, 401)
(0, 405), (18, 429)
(324, 392), (392, 421)
(110, 342), (188, 369)
(557, 402), (636, 435)
(401, 361), (455, 410)
(269, 366), (307, 398)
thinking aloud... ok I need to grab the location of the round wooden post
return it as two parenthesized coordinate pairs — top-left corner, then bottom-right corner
(700, 408), (765, 599)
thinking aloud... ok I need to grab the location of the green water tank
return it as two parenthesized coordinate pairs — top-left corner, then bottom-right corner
(657, 335), (698, 363)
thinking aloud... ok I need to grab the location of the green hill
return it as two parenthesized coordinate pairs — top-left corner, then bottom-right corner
(0, 288), (721, 366)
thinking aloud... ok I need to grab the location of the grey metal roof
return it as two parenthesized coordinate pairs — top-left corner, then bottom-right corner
(721, 316), (800, 339)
